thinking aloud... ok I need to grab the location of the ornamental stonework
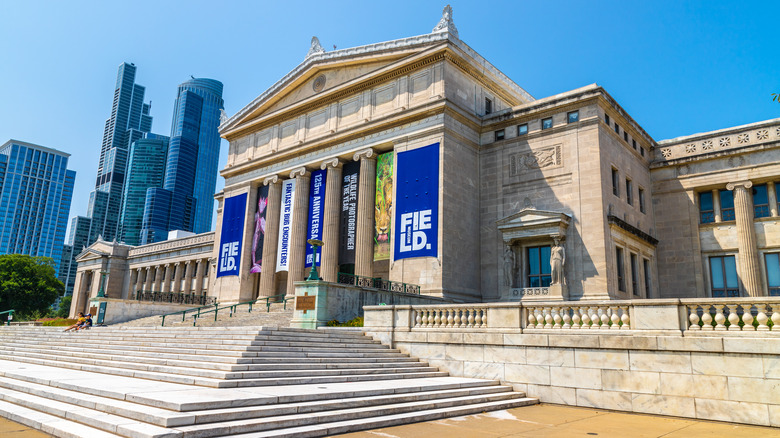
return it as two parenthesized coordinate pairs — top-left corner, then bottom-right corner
(509, 145), (562, 176)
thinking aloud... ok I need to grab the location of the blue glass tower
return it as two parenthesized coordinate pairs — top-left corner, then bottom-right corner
(0, 140), (76, 274)
(119, 134), (169, 246)
(140, 78), (223, 244)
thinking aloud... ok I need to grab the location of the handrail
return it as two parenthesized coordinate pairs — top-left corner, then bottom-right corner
(0, 310), (14, 326)
(160, 295), (293, 326)
(337, 272), (421, 295)
(159, 303), (220, 326)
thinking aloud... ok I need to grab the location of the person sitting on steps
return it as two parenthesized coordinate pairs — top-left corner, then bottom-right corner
(64, 312), (86, 332)
(76, 314), (93, 331)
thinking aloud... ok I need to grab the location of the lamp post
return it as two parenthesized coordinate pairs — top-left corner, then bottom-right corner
(306, 239), (324, 281)
(96, 271), (109, 298)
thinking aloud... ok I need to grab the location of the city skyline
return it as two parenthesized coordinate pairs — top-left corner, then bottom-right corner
(1, 1), (778, 241)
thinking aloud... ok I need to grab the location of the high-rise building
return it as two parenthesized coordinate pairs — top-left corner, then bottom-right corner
(139, 78), (223, 244)
(88, 62), (153, 243)
(119, 134), (169, 246)
(0, 140), (76, 275)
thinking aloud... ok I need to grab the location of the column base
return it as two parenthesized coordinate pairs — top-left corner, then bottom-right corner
(502, 284), (569, 302)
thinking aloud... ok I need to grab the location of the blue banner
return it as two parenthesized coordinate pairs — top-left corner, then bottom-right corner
(305, 169), (327, 267)
(394, 143), (439, 260)
(217, 193), (247, 277)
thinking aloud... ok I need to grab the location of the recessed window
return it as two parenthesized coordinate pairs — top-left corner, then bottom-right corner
(626, 179), (633, 205)
(719, 189), (735, 221)
(640, 147), (646, 157)
(517, 124), (528, 136)
(710, 256), (739, 297)
(494, 129), (505, 141)
(542, 118), (553, 130)
(485, 98), (493, 115)
(611, 167), (619, 197)
(630, 253), (639, 296)
(632, 139), (637, 150)
(527, 246), (552, 287)
(643, 258), (652, 298)
(605, 114), (610, 125)
(766, 253), (780, 296)
(614, 123), (620, 134)
(624, 132), (629, 142)
(567, 111), (579, 123)
(638, 187), (646, 213)
(699, 192), (714, 224)
(753, 184), (770, 218)
(616, 247), (626, 292)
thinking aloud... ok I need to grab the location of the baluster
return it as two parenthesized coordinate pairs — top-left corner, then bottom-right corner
(526, 308), (537, 329)
(467, 309), (475, 328)
(589, 307), (601, 329)
(571, 307), (581, 329)
(727, 303), (741, 331)
(423, 309), (431, 328)
(580, 307), (591, 329)
(713, 304), (727, 331)
(562, 307), (572, 329)
(756, 304), (770, 331)
(415, 310), (422, 327)
(458, 309), (467, 328)
(620, 306), (631, 330)
(481, 308), (488, 328)
(688, 305), (701, 330)
(600, 307), (610, 329)
(701, 305), (714, 330)
(446, 309), (454, 328)
(610, 306), (621, 330)
(742, 305), (755, 331)
(474, 308), (483, 327)
(552, 307), (563, 329)
(543, 307), (553, 329)
(433, 309), (442, 328)
(771, 305), (780, 331)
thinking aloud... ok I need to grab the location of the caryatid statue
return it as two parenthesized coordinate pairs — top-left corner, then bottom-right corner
(503, 244), (516, 287)
(550, 237), (565, 285)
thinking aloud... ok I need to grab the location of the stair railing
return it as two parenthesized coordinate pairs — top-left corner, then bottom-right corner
(159, 303), (219, 326)
(188, 295), (294, 326)
(0, 310), (15, 326)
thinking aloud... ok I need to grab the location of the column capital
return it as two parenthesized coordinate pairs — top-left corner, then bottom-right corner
(353, 148), (375, 162)
(263, 175), (280, 186)
(727, 180), (753, 191)
(145, 266), (151, 271)
(289, 167), (308, 179)
(320, 157), (342, 170)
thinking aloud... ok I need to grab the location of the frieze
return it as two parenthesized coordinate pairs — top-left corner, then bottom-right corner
(655, 122), (780, 162)
(128, 232), (215, 257)
(509, 145), (562, 176)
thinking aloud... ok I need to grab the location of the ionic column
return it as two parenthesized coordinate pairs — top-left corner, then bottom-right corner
(768, 182), (778, 217)
(128, 269), (139, 298)
(727, 181), (763, 297)
(194, 259), (207, 294)
(172, 262), (184, 293)
(712, 189), (722, 223)
(259, 176), (282, 297)
(133, 268), (144, 296)
(144, 267), (153, 292)
(153, 266), (164, 292)
(320, 158), (343, 282)
(161, 264), (174, 293)
(354, 149), (376, 278)
(286, 167), (311, 298)
(182, 261), (195, 294)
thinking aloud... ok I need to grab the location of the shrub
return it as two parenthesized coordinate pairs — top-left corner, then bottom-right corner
(325, 316), (364, 327)
(41, 318), (76, 326)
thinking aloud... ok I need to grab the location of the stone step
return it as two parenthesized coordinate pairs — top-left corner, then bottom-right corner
(0, 399), (122, 438)
(240, 356), (419, 364)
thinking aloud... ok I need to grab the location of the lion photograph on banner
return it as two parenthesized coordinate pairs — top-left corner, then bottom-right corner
(374, 152), (393, 260)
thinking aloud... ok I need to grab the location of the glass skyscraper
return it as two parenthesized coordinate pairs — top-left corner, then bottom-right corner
(119, 134), (169, 246)
(140, 78), (223, 244)
(0, 140), (76, 275)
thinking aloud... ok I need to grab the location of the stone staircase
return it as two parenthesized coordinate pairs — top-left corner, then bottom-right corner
(118, 302), (294, 328)
(0, 326), (537, 437)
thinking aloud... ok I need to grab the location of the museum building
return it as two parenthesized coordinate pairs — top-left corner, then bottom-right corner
(70, 7), (780, 318)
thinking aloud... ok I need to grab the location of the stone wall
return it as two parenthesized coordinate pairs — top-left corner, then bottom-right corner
(363, 300), (780, 426)
(87, 298), (194, 325)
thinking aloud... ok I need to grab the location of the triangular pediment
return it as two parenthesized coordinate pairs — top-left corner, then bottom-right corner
(75, 240), (130, 262)
(497, 209), (571, 243)
(497, 208), (572, 228)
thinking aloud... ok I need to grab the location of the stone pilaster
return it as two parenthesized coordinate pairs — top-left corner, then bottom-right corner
(712, 189), (722, 223)
(161, 264), (174, 293)
(70, 271), (88, 318)
(727, 180), (764, 297)
(768, 182), (778, 217)
(354, 149), (376, 278)
(133, 268), (144, 296)
(153, 266), (164, 292)
(320, 158), (343, 282)
(172, 263), (184, 293)
(286, 167), (311, 298)
(182, 261), (195, 294)
(128, 269), (138, 299)
(259, 176), (282, 297)
(194, 259), (207, 294)
(144, 267), (154, 292)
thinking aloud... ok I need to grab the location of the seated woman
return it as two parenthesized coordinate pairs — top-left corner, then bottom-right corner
(76, 314), (93, 330)
(64, 312), (86, 332)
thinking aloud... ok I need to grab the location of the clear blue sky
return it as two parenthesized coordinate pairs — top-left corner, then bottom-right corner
(1, 0), (778, 236)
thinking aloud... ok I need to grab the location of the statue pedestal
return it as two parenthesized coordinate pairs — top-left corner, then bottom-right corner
(503, 284), (568, 302)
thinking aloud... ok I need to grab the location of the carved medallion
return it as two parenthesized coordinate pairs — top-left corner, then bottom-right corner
(312, 74), (326, 93)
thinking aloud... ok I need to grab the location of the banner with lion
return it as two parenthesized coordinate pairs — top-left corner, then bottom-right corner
(374, 152), (393, 260)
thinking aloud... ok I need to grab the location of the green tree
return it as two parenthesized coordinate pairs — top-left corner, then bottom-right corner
(55, 295), (72, 319)
(0, 255), (62, 316)
(774, 93), (780, 103)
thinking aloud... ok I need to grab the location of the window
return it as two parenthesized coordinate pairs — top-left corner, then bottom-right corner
(616, 247), (626, 292)
(494, 129), (505, 141)
(719, 189), (735, 221)
(624, 132), (628, 142)
(709, 256), (739, 297)
(699, 192), (714, 224)
(542, 117), (553, 130)
(614, 122), (620, 134)
(630, 253), (639, 296)
(485, 98), (493, 115)
(753, 184), (770, 218)
(517, 124), (528, 136)
(632, 139), (637, 150)
(567, 111), (579, 123)
(605, 114), (610, 126)
(640, 147), (646, 157)
(643, 258), (652, 298)
(527, 246), (552, 287)
(638, 187), (646, 213)
(611, 167), (619, 196)
(766, 253), (780, 296)
(626, 179), (633, 205)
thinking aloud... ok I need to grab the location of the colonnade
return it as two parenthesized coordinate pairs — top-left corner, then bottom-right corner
(256, 148), (378, 298)
(130, 257), (211, 296)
